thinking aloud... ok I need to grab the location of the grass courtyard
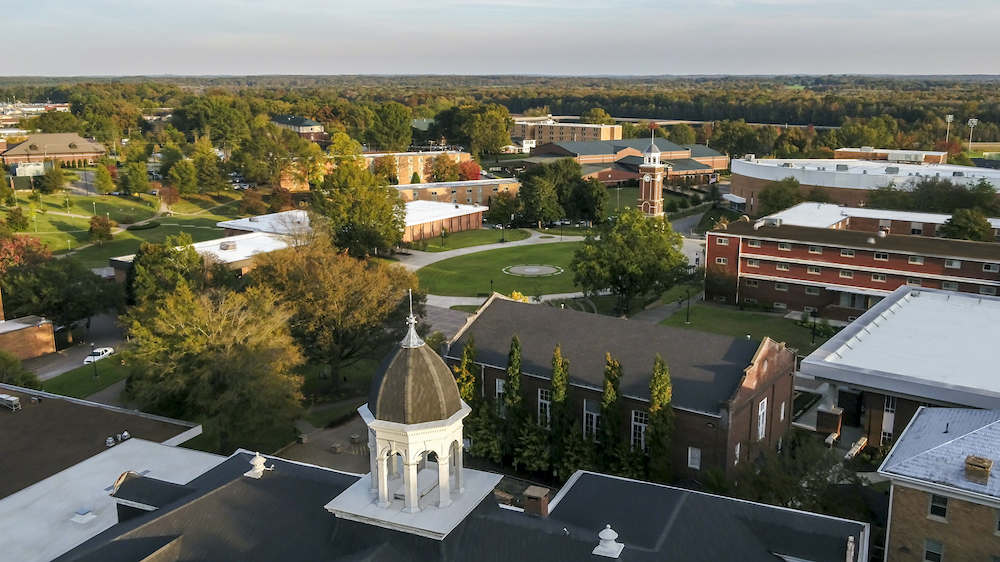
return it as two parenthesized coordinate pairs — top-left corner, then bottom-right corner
(660, 303), (830, 352)
(418, 242), (582, 297)
(42, 358), (129, 399)
(418, 228), (530, 252)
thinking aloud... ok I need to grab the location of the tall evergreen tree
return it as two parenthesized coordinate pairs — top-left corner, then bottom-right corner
(452, 334), (478, 404)
(549, 344), (575, 471)
(503, 335), (528, 456)
(600, 353), (623, 449)
(646, 354), (675, 483)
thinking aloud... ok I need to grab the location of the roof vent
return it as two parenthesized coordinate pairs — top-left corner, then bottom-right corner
(220, 241), (236, 251)
(244, 452), (274, 479)
(69, 142), (77, 149)
(71, 507), (97, 524)
(523, 485), (549, 518)
(878, 229), (887, 238)
(965, 455), (992, 485)
(763, 217), (781, 227)
(861, 146), (874, 152)
(867, 237), (876, 244)
(592, 525), (624, 558)
(753, 219), (765, 230)
(28, 144), (38, 151)
(836, 164), (849, 171)
(780, 162), (793, 168)
(249, 216), (259, 222)
(885, 166), (899, 174)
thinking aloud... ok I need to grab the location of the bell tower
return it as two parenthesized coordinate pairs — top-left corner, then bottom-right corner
(638, 130), (665, 218)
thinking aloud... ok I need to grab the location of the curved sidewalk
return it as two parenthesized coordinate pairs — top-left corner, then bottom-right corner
(396, 229), (586, 271)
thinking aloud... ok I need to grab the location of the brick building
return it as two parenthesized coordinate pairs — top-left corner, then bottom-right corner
(800, 287), (1000, 447)
(0, 133), (105, 166)
(0, 315), (55, 360)
(447, 296), (796, 479)
(513, 119), (622, 143)
(402, 201), (486, 243)
(270, 115), (327, 143)
(730, 155), (1000, 213)
(706, 217), (1000, 322)
(396, 178), (519, 206)
(528, 138), (728, 185)
(364, 150), (471, 185)
(879, 408), (1000, 562)
(109, 232), (291, 282)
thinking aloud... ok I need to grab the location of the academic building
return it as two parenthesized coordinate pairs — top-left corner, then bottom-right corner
(513, 119), (622, 143)
(364, 150), (472, 185)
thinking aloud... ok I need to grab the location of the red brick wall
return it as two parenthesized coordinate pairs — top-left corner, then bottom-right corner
(0, 324), (55, 360)
(404, 211), (484, 242)
(887, 484), (1000, 562)
(730, 174), (870, 212)
(705, 232), (742, 303)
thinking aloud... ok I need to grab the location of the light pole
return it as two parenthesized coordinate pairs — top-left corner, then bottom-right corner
(93, 201), (97, 216)
(945, 114), (954, 146)
(685, 288), (691, 325)
(968, 118), (979, 153)
(810, 310), (818, 346)
(91, 343), (98, 378)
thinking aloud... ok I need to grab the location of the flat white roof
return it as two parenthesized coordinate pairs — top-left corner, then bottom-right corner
(768, 202), (1000, 230)
(405, 200), (487, 227)
(801, 287), (1000, 407)
(0, 438), (223, 562)
(216, 209), (310, 235)
(363, 150), (463, 158)
(835, 147), (947, 157)
(398, 178), (517, 190)
(113, 232), (290, 267)
(733, 157), (1000, 191)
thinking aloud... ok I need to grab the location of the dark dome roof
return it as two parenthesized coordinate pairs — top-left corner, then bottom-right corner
(368, 324), (462, 425)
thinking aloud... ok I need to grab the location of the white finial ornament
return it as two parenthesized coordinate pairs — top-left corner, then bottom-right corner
(244, 452), (274, 479)
(400, 289), (425, 348)
(593, 524), (625, 558)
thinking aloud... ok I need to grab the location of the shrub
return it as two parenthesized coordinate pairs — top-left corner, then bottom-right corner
(118, 214), (136, 225)
(126, 220), (160, 231)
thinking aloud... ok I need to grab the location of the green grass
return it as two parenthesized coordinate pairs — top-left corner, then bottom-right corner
(169, 193), (241, 215)
(182, 416), (299, 456)
(605, 187), (684, 217)
(13, 193), (158, 222)
(420, 228), (530, 252)
(660, 282), (704, 307)
(660, 304), (829, 352)
(300, 358), (380, 401)
(696, 207), (744, 232)
(306, 398), (366, 429)
(63, 216), (230, 268)
(418, 242), (582, 297)
(42, 358), (129, 399)
(450, 305), (481, 314)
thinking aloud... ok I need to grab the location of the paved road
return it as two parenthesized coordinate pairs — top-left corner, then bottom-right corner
(22, 314), (125, 381)
(422, 305), (474, 339)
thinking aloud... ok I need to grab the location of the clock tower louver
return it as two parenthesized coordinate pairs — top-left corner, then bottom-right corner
(638, 131), (665, 218)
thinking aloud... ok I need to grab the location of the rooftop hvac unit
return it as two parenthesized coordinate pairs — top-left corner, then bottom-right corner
(836, 164), (849, 171)
(220, 242), (237, 251)
(885, 167), (899, 174)
(860, 146), (875, 152)
(888, 152), (924, 163)
(781, 162), (793, 168)
(763, 217), (782, 227)
(249, 217), (259, 222)
(953, 171), (965, 177)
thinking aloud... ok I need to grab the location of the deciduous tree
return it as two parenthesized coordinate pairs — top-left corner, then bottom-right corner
(167, 159), (198, 196)
(192, 136), (225, 194)
(119, 161), (150, 196)
(940, 208), (994, 241)
(89, 215), (113, 243)
(312, 164), (405, 257)
(430, 153), (460, 182)
(239, 189), (268, 216)
(519, 175), (562, 227)
(368, 101), (412, 152)
(372, 155), (398, 184)
(0, 234), (50, 275)
(39, 163), (66, 194)
(125, 233), (204, 307)
(758, 177), (804, 215)
(710, 119), (760, 158)
(2, 258), (122, 326)
(458, 160), (481, 181)
(580, 107), (615, 125)
(6, 207), (29, 232)
(0, 350), (41, 390)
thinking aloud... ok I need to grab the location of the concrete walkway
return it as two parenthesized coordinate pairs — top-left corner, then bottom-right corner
(396, 229), (586, 271)
(426, 291), (587, 309)
(629, 291), (704, 324)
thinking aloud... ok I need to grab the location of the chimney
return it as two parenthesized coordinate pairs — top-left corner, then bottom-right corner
(965, 455), (992, 485)
(523, 485), (549, 518)
(592, 525), (624, 558)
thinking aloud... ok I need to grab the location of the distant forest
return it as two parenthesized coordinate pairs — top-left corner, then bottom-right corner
(2, 75), (998, 153)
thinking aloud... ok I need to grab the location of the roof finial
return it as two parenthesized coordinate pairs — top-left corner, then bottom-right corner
(400, 289), (425, 348)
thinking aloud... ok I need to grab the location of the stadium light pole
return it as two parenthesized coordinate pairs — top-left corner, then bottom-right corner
(945, 114), (954, 146)
(968, 118), (979, 153)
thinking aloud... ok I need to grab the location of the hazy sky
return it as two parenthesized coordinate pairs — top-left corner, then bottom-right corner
(6, 0), (999, 76)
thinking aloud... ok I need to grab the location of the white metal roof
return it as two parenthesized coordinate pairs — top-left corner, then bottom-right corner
(113, 232), (290, 267)
(733, 157), (1000, 191)
(768, 202), (1000, 230)
(801, 287), (1000, 407)
(404, 200), (487, 227)
(216, 209), (310, 235)
(722, 193), (746, 204)
(0, 438), (223, 562)
(835, 147), (947, 157)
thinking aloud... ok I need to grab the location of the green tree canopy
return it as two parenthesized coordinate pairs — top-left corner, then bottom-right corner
(191, 136), (226, 194)
(26, 111), (81, 134)
(119, 161), (150, 196)
(646, 355), (674, 483)
(570, 208), (687, 311)
(668, 123), (697, 145)
(518, 175), (563, 227)
(368, 101), (412, 152)
(372, 155), (398, 184)
(312, 164), (405, 257)
(758, 177), (804, 215)
(430, 154), (460, 182)
(599, 353), (623, 451)
(580, 107), (615, 125)
(452, 334), (478, 403)
(95, 164), (115, 194)
(0, 350), (41, 390)
(2, 258), (122, 326)
(125, 233), (205, 307)
(39, 163), (66, 194)
(940, 208), (994, 241)
(709, 119), (760, 158)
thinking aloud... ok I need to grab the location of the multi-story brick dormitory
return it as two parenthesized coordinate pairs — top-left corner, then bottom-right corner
(447, 295), (797, 480)
(706, 217), (1000, 322)
(766, 202), (1000, 241)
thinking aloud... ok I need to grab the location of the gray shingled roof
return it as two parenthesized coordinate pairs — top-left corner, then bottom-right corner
(539, 137), (687, 157)
(879, 408), (1000, 500)
(1, 133), (105, 157)
(270, 114), (322, 128)
(368, 336), (463, 425)
(683, 144), (725, 158)
(664, 158), (713, 172)
(448, 299), (762, 414)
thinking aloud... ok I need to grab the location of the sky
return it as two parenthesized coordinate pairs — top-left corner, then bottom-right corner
(5, 0), (1000, 76)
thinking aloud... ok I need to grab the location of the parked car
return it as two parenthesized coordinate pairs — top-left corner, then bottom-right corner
(83, 347), (115, 364)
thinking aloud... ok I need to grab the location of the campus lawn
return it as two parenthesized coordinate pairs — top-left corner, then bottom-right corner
(696, 207), (744, 232)
(418, 242), (582, 297)
(659, 303), (829, 352)
(13, 193), (158, 223)
(306, 398), (366, 429)
(41, 358), (129, 399)
(61, 215), (231, 268)
(419, 228), (530, 252)
(168, 193), (242, 215)
(604, 187), (684, 217)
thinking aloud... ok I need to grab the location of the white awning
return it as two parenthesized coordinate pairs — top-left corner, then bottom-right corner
(723, 193), (746, 204)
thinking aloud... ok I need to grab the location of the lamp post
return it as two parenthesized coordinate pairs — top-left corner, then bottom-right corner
(968, 118), (979, 153)
(685, 288), (691, 325)
(93, 201), (97, 216)
(91, 343), (98, 378)
(945, 114), (954, 146)
(500, 224), (505, 243)
(810, 310), (818, 346)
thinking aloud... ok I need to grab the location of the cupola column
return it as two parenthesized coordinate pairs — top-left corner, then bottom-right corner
(403, 460), (421, 513)
(436, 454), (452, 508)
(376, 454), (391, 508)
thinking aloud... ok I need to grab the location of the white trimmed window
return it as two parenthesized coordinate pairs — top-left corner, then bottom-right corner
(808, 245), (822, 254)
(773, 302), (787, 310)
(716, 237), (729, 246)
(746, 279), (759, 287)
(687, 447), (702, 470)
(805, 287), (820, 296)
(909, 255), (924, 265)
(841, 249), (855, 258)
(757, 397), (768, 441)
(985, 263), (1000, 273)
(907, 277), (921, 287)
(924, 539), (943, 562)
(911, 222), (923, 235)
(747, 239), (761, 248)
(778, 242), (792, 251)
(583, 400), (601, 441)
(776, 262), (790, 271)
(981, 286), (997, 296)
(840, 270), (854, 279)
(715, 257), (728, 265)
(775, 283), (788, 292)
(496, 379), (505, 399)
(880, 431), (893, 446)
(538, 388), (552, 428)
(929, 495), (948, 519)
(872, 273), (887, 282)
(747, 259), (760, 268)
(631, 410), (649, 452)
(945, 259), (961, 269)
(884, 395), (896, 414)
(874, 252), (889, 261)
(807, 266), (821, 275)
(942, 281), (958, 291)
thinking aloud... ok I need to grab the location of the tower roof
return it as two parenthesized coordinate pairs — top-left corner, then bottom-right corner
(367, 306), (462, 425)
(644, 141), (661, 155)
